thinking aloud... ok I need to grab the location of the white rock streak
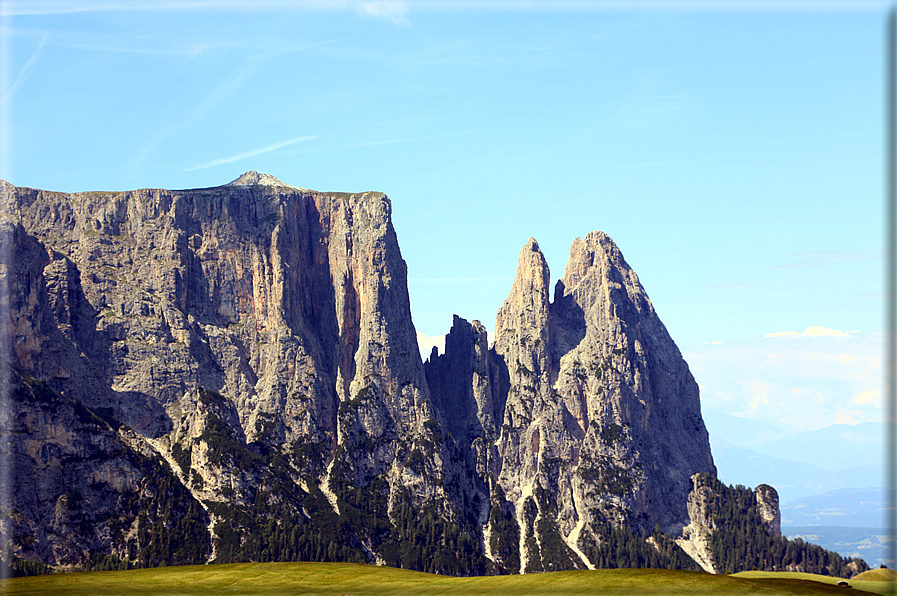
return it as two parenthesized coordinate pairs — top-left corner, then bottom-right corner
(482, 522), (496, 564)
(565, 517), (595, 570)
(320, 459), (341, 516)
(516, 480), (536, 574)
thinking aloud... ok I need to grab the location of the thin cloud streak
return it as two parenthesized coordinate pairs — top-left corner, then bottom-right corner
(1, 34), (47, 106)
(764, 326), (859, 339)
(14, 26), (362, 60)
(358, 1), (410, 25)
(799, 131), (883, 142)
(134, 58), (261, 165)
(186, 135), (318, 171)
(417, 0), (887, 10)
(286, 126), (508, 155)
(771, 250), (880, 270)
(0, 1), (352, 16)
(702, 282), (756, 290)
(3, 0), (885, 16)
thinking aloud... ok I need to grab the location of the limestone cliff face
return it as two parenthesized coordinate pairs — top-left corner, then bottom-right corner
(2, 171), (430, 441)
(10, 172), (427, 439)
(0, 173), (445, 571)
(425, 232), (716, 573)
(0, 368), (210, 570)
(754, 484), (781, 538)
(677, 474), (721, 574)
(549, 232), (715, 533)
(1, 173), (726, 575)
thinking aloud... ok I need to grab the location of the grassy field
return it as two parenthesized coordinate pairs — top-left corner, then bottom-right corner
(1, 563), (894, 596)
(734, 570), (895, 595)
(853, 569), (897, 582)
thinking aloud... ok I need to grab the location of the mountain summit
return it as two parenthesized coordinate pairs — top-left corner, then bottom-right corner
(225, 170), (297, 187)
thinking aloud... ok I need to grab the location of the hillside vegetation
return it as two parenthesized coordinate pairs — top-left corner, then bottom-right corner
(692, 474), (868, 578)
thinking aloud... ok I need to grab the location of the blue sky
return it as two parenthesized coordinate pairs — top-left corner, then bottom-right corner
(0, 0), (887, 435)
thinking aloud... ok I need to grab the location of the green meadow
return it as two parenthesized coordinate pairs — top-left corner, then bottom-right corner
(733, 571), (895, 595)
(1, 563), (894, 596)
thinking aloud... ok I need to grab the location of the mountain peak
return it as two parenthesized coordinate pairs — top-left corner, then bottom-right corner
(225, 171), (296, 188)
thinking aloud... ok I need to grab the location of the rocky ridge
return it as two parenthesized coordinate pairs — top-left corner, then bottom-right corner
(425, 232), (717, 573)
(0, 172), (791, 576)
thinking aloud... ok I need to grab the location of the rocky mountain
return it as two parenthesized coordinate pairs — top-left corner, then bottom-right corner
(424, 233), (716, 572)
(0, 172), (859, 577)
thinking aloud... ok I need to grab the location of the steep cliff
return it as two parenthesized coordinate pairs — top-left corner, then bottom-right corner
(1, 173), (800, 576)
(0, 173), (466, 572)
(1, 368), (210, 570)
(425, 233), (717, 573)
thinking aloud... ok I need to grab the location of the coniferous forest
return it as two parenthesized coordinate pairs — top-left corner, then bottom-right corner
(693, 474), (869, 578)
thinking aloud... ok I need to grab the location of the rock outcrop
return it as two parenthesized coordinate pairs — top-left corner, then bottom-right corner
(675, 473), (787, 575)
(676, 474), (721, 573)
(754, 484), (781, 538)
(0, 172), (773, 577)
(1, 369), (210, 569)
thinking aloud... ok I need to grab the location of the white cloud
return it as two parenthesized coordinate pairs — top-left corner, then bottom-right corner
(686, 330), (883, 430)
(804, 325), (858, 337)
(852, 388), (881, 407)
(185, 135), (317, 171)
(834, 410), (859, 425)
(715, 390), (734, 403)
(2, 0), (887, 16)
(416, 331), (444, 362)
(764, 326), (858, 339)
(0, 2), (355, 17)
(741, 379), (770, 416)
(765, 331), (801, 338)
(358, 1), (409, 25)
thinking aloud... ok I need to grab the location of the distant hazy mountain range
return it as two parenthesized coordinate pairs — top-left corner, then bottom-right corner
(780, 487), (889, 528)
(704, 413), (892, 567)
(704, 413), (885, 503)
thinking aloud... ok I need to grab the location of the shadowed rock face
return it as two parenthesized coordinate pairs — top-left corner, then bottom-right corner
(1, 174), (719, 575)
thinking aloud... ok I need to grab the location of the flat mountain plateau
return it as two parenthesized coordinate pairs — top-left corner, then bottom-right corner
(0, 173), (870, 579)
